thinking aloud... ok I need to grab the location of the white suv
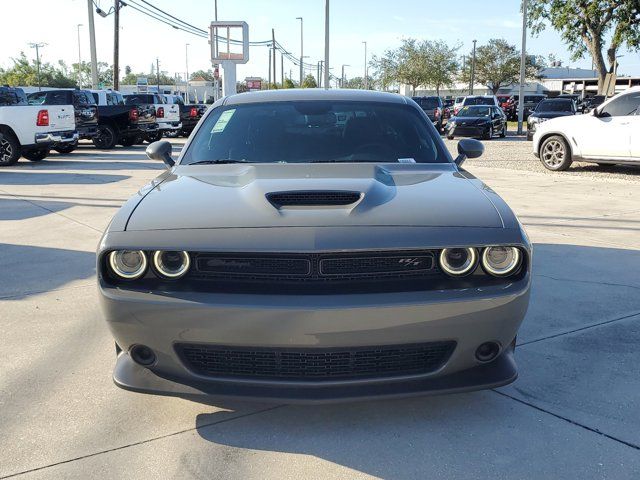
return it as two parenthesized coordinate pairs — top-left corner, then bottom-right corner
(533, 87), (640, 171)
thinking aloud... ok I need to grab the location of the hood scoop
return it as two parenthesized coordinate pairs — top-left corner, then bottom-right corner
(266, 190), (363, 208)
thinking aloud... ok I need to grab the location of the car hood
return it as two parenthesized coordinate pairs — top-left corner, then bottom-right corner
(125, 163), (504, 231)
(531, 111), (574, 119)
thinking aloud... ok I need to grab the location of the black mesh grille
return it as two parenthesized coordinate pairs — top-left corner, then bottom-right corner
(176, 342), (456, 380)
(266, 190), (361, 207)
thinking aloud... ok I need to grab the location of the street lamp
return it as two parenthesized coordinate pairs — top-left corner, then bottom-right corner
(77, 24), (83, 87)
(517, 0), (528, 135)
(185, 43), (190, 102)
(341, 64), (350, 88)
(362, 41), (368, 89)
(296, 17), (304, 84)
(470, 39), (477, 95)
(28, 42), (47, 91)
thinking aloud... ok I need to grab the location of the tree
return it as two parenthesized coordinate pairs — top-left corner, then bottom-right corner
(460, 38), (540, 94)
(395, 39), (430, 95)
(0, 52), (76, 88)
(342, 76), (374, 89)
(121, 71), (175, 86)
(528, 0), (640, 93)
(301, 74), (317, 88)
(422, 40), (459, 96)
(71, 61), (113, 87)
(282, 78), (297, 89)
(369, 50), (398, 91)
(190, 69), (215, 81)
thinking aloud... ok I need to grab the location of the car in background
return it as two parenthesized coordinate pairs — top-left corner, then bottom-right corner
(90, 89), (158, 149)
(533, 86), (640, 171)
(453, 96), (465, 116)
(526, 98), (576, 141)
(411, 96), (444, 132)
(581, 95), (606, 113)
(446, 105), (507, 140)
(557, 94), (583, 112)
(27, 89), (98, 153)
(521, 94), (547, 118)
(161, 94), (206, 137)
(461, 95), (500, 110)
(0, 86), (28, 106)
(123, 93), (180, 142)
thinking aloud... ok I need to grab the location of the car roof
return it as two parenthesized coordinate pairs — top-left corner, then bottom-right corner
(224, 88), (408, 106)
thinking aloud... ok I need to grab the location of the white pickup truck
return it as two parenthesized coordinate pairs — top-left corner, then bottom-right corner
(0, 86), (78, 166)
(123, 93), (180, 142)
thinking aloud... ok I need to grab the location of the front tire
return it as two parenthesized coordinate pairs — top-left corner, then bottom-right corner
(145, 131), (163, 143)
(483, 126), (493, 140)
(22, 148), (50, 162)
(540, 135), (572, 171)
(54, 143), (77, 154)
(499, 123), (506, 138)
(0, 131), (21, 166)
(93, 125), (117, 149)
(119, 136), (136, 147)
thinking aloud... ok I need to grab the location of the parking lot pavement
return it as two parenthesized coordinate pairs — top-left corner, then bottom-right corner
(1, 140), (639, 479)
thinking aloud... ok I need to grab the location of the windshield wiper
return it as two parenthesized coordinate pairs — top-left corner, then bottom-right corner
(188, 159), (249, 165)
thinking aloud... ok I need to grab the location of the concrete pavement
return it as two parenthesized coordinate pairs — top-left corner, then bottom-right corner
(1, 140), (638, 479)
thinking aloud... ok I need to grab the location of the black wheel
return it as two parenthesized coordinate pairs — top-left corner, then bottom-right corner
(0, 131), (21, 166)
(146, 131), (163, 143)
(446, 135), (454, 140)
(499, 123), (506, 138)
(540, 135), (572, 171)
(119, 136), (136, 147)
(135, 135), (145, 145)
(22, 148), (50, 162)
(54, 143), (77, 154)
(93, 125), (117, 149)
(483, 126), (494, 140)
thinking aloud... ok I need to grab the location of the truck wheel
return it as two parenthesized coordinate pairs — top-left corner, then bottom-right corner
(540, 135), (572, 171)
(23, 148), (50, 162)
(119, 136), (136, 147)
(93, 125), (117, 149)
(0, 131), (21, 166)
(54, 143), (77, 154)
(146, 131), (163, 143)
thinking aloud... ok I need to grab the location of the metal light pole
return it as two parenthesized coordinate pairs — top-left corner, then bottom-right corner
(517, 0), (528, 135)
(113, 0), (120, 90)
(470, 39), (477, 95)
(296, 17), (304, 84)
(341, 64), (349, 88)
(87, 0), (99, 88)
(28, 42), (46, 91)
(362, 41), (368, 89)
(76, 24), (83, 87)
(185, 43), (190, 102)
(324, 0), (330, 90)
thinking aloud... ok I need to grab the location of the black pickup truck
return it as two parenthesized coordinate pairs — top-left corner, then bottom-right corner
(89, 90), (158, 149)
(0, 86), (28, 106)
(161, 94), (206, 137)
(27, 89), (98, 153)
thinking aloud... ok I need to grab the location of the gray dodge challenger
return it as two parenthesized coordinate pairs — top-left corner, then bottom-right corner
(98, 89), (531, 403)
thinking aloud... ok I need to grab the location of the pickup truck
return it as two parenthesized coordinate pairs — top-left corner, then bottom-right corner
(89, 89), (158, 149)
(161, 94), (206, 137)
(0, 86), (28, 106)
(0, 87), (78, 166)
(27, 89), (98, 153)
(123, 93), (180, 142)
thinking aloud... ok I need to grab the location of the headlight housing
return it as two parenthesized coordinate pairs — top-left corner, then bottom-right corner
(108, 250), (147, 279)
(153, 250), (191, 279)
(482, 246), (522, 277)
(439, 248), (478, 276)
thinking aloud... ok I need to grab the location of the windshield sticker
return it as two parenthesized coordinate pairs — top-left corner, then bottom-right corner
(398, 158), (416, 163)
(211, 109), (236, 133)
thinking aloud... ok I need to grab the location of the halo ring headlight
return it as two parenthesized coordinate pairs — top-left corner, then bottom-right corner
(482, 246), (521, 277)
(153, 250), (191, 279)
(439, 247), (478, 276)
(108, 250), (147, 279)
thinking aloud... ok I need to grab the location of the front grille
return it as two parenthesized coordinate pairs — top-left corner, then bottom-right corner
(176, 341), (456, 380)
(266, 190), (361, 208)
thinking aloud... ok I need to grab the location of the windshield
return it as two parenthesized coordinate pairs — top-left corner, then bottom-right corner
(457, 106), (491, 117)
(535, 100), (574, 112)
(464, 97), (493, 106)
(181, 101), (449, 165)
(524, 96), (545, 104)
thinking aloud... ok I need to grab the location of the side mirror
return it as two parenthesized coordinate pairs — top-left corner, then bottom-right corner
(145, 140), (175, 167)
(454, 138), (484, 166)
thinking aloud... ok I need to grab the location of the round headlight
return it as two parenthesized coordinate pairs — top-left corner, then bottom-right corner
(108, 250), (147, 279)
(153, 250), (190, 279)
(482, 246), (521, 276)
(439, 248), (478, 276)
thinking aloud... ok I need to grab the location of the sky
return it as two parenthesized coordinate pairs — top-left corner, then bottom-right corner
(1, 0), (640, 84)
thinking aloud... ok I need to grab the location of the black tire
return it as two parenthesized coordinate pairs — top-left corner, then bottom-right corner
(135, 135), (145, 145)
(499, 123), (507, 138)
(145, 131), (163, 143)
(119, 136), (136, 147)
(539, 135), (572, 171)
(0, 131), (21, 166)
(93, 124), (117, 149)
(22, 148), (50, 162)
(446, 135), (454, 140)
(54, 143), (77, 154)
(483, 126), (493, 140)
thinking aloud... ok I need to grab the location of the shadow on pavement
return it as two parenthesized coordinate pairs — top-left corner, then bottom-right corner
(0, 171), (130, 185)
(0, 197), (122, 221)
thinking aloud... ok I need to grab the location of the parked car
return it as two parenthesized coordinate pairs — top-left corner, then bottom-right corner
(581, 95), (606, 113)
(161, 94), (205, 137)
(89, 89), (158, 149)
(0, 98), (77, 166)
(446, 105), (507, 140)
(533, 86), (640, 171)
(27, 89), (98, 153)
(526, 98), (576, 141)
(98, 89), (531, 403)
(521, 94), (547, 118)
(556, 94), (583, 112)
(461, 95), (500, 109)
(0, 86), (28, 106)
(453, 96), (465, 116)
(124, 93), (180, 141)
(411, 96), (444, 132)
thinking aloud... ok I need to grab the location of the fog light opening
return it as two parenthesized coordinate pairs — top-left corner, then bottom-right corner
(475, 341), (501, 363)
(130, 345), (156, 366)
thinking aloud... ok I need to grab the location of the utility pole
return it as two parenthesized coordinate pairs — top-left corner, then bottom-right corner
(268, 46), (272, 88)
(517, 0), (528, 135)
(341, 64), (349, 88)
(185, 43), (189, 102)
(280, 50), (288, 86)
(28, 43), (46, 91)
(296, 17), (303, 84)
(156, 57), (160, 91)
(470, 39), (477, 95)
(272, 29), (277, 88)
(213, 0), (219, 100)
(362, 41), (368, 89)
(87, 0), (99, 88)
(324, 0), (330, 90)
(76, 24), (83, 87)
(113, 0), (120, 90)
(318, 60), (324, 88)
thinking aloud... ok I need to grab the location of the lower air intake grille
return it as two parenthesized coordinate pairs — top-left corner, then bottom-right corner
(266, 190), (361, 207)
(176, 342), (456, 380)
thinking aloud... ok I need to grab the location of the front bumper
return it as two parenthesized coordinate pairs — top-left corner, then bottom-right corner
(447, 124), (487, 138)
(100, 278), (530, 403)
(35, 130), (79, 145)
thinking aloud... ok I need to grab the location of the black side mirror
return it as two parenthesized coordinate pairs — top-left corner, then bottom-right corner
(145, 140), (175, 167)
(455, 138), (484, 166)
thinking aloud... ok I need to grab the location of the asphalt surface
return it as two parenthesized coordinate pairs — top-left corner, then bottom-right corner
(1, 138), (639, 479)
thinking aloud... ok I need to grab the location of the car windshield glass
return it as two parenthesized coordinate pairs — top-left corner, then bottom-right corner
(536, 100), (573, 112)
(181, 101), (448, 165)
(464, 97), (493, 106)
(412, 97), (439, 109)
(457, 106), (491, 117)
(124, 95), (153, 105)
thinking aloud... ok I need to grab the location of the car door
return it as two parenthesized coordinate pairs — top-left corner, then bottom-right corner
(573, 92), (639, 159)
